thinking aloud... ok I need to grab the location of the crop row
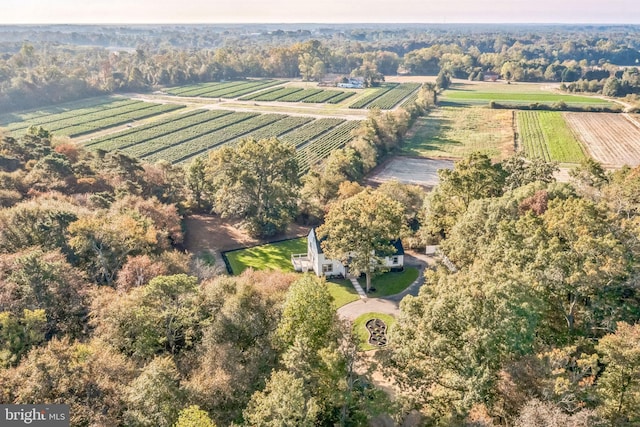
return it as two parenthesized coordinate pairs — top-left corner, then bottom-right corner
(243, 87), (305, 102)
(400, 92), (419, 109)
(0, 96), (121, 127)
(348, 83), (399, 109)
(123, 111), (258, 158)
(518, 111), (585, 163)
(326, 92), (355, 104)
(276, 89), (324, 102)
(518, 111), (551, 161)
(165, 82), (234, 96)
(7, 99), (142, 132)
(280, 118), (345, 148)
(226, 116), (314, 144)
(365, 83), (421, 109)
(301, 90), (346, 103)
(169, 81), (248, 96)
(59, 104), (186, 137)
(147, 114), (287, 164)
(536, 112), (585, 163)
(32, 101), (165, 134)
(297, 121), (362, 172)
(87, 109), (229, 151)
(199, 80), (282, 99)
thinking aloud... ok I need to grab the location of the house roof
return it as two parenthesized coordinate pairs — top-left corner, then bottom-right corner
(309, 227), (324, 254)
(310, 228), (404, 256)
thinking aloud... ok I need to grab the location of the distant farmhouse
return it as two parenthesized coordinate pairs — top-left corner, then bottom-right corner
(291, 228), (404, 277)
(483, 72), (500, 82)
(337, 77), (365, 89)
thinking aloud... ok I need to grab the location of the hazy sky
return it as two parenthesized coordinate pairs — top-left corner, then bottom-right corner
(2, 0), (639, 24)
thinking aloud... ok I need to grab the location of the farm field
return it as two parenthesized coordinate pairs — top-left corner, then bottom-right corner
(563, 113), (640, 167)
(165, 79), (283, 98)
(517, 111), (586, 163)
(84, 107), (362, 168)
(0, 97), (185, 137)
(441, 81), (612, 107)
(401, 106), (515, 159)
(367, 157), (454, 187)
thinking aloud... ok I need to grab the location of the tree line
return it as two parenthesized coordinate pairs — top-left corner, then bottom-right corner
(3, 24), (640, 112)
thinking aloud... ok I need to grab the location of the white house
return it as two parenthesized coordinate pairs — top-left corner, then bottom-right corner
(291, 228), (404, 277)
(337, 78), (364, 89)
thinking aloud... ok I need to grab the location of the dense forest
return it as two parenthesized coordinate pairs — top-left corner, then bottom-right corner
(2, 24), (640, 112)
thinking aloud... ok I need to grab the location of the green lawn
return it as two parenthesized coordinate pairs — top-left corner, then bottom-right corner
(225, 237), (307, 275)
(357, 266), (420, 297)
(353, 312), (397, 351)
(327, 279), (360, 308)
(401, 107), (514, 159)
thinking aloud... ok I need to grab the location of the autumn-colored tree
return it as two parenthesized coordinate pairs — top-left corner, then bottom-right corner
(318, 188), (404, 292)
(208, 137), (300, 237)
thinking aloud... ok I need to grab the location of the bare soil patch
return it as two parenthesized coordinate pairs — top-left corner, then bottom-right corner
(564, 112), (640, 167)
(367, 156), (454, 188)
(183, 214), (309, 254)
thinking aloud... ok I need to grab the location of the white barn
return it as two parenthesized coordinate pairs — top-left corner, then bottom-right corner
(291, 228), (404, 277)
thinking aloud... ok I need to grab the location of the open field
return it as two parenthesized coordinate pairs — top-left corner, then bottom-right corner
(0, 97), (185, 137)
(564, 113), (640, 167)
(441, 80), (612, 107)
(84, 107), (361, 168)
(401, 106), (515, 159)
(367, 157), (454, 187)
(224, 237), (307, 275)
(517, 111), (586, 163)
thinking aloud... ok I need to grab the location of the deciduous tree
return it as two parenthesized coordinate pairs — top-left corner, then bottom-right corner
(318, 189), (404, 292)
(208, 138), (299, 237)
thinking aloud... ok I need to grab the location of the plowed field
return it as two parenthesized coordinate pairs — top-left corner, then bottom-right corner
(564, 113), (640, 167)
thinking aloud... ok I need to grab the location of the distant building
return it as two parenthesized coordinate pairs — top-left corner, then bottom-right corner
(291, 228), (404, 277)
(483, 72), (500, 82)
(337, 77), (365, 89)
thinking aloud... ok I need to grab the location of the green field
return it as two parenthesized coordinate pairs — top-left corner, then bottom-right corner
(225, 237), (307, 275)
(401, 106), (514, 159)
(517, 111), (586, 163)
(441, 81), (611, 107)
(353, 312), (396, 351)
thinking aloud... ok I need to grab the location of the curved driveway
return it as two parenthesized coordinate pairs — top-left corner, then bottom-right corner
(337, 252), (432, 321)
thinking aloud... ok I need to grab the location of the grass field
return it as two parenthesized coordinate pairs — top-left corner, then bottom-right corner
(517, 111), (586, 163)
(401, 106), (515, 159)
(440, 81), (612, 107)
(353, 312), (396, 351)
(225, 237), (307, 275)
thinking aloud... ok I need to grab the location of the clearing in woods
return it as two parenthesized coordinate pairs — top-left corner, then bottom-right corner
(563, 113), (640, 167)
(401, 106), (515, 159)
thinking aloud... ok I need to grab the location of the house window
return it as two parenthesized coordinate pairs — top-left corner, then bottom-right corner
(392, 256), (399, 264)
(322, 264), (333, 273)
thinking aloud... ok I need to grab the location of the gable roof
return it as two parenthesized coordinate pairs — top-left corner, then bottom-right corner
(308, 227), (324, 254)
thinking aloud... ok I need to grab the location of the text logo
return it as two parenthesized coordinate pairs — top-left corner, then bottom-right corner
(0, 405), (69, 426)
